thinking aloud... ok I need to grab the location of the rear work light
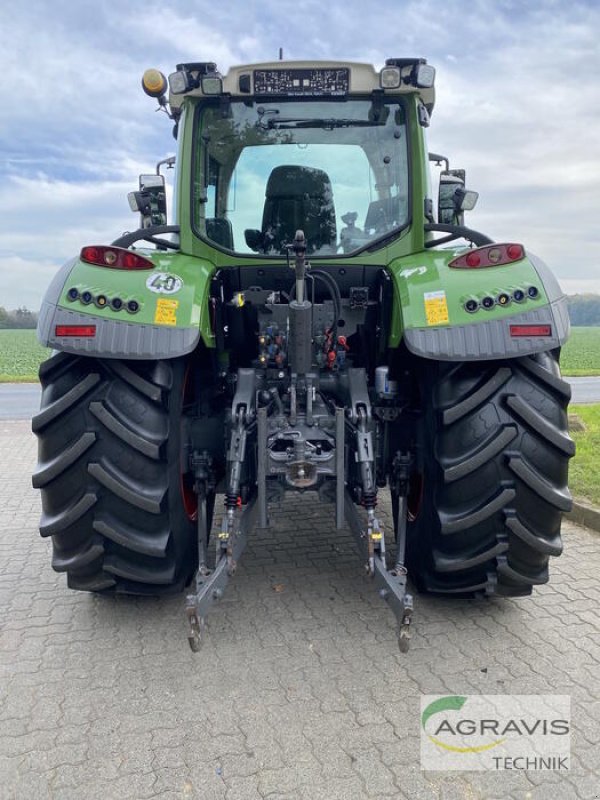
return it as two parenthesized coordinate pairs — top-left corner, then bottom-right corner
(449, 243), (525, 269)
(510, 324), (552, 337)
(55, 325), (96, 337)
(80, 245), (154, 270)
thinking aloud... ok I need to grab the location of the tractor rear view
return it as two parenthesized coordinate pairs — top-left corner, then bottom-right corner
(32, 58), (574, 650)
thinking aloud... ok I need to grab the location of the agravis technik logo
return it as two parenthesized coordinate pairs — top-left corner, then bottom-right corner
(420, 695), (570, 771)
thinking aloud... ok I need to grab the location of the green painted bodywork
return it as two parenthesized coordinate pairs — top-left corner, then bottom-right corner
(57, 240), (549, 352)
(57, 251), (215, 344)
(386, 249), (548, 347)
(53, 90), (552, 352)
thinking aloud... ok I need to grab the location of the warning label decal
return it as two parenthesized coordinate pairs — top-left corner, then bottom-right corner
(154, 298), (179, 326)
(424, 290), (449, 326)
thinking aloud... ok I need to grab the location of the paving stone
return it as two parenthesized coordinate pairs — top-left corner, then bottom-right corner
(0, 421), (598, 798)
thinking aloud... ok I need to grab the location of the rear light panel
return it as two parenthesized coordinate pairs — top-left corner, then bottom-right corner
(65, 288), (141, 313)
(55, 325), (96, 337)
(449, 243), (525, 269)
(80, 245), (154, 270)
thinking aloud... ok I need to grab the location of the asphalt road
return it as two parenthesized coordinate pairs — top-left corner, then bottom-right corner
(567, 376), (600, 404)
(0, 420), (598, 799)
(1, 376), (599, 420)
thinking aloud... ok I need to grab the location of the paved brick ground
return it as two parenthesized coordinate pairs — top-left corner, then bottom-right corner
(0, 419), (598, 799)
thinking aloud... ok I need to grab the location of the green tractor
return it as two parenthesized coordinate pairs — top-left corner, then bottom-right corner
(32, 58), (574, 650)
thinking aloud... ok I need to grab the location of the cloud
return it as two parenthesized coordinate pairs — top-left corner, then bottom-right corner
(0, 173), (153, 307)
(559, 278), (600, 294)
(0, 256), (64, 310)
(423, 1), (600, 282)
(0, 0), (598, 310)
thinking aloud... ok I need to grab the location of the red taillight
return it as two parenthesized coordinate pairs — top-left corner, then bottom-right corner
(506, 244), (523, 260)
(80, 245), (154, 270)
(449, 243), (525, 269)
(509, 324), (552, 337)
(55, 325), (96, 337)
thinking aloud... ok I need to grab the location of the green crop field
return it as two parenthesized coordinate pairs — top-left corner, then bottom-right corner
(0, 330), (48, 382)
(0, 325), (599, 382)
(560, 327), (600, 376)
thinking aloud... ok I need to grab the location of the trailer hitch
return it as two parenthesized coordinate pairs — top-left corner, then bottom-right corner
(185, 370), (415, 652)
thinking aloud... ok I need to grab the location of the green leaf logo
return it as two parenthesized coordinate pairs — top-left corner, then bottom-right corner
(422, 695), (505, 754)
(422, 695), (468, 730)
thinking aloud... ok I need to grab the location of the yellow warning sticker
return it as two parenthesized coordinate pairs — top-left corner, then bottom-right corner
(424, 290), (449, 326)
(154, 298), (179, 326)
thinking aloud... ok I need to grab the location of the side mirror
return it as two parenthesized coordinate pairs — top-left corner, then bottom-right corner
(128, 174), (167, 228)
(438, 169), (478, 226)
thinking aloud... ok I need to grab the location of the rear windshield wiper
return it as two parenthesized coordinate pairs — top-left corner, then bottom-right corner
(264, 117), (377, 130)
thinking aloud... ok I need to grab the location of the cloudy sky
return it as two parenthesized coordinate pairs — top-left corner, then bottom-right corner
(1, 0), (598, 309)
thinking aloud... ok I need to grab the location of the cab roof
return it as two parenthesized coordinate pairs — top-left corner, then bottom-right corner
(167, 58), (435, 114)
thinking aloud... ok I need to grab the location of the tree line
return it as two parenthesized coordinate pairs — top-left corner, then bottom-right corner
(1, 294), (599, 329)
(0, 307), (38, 329)
(567, 294), (600, 326)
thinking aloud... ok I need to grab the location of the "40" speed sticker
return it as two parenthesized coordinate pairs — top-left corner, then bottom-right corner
(146, 272), (183, 295)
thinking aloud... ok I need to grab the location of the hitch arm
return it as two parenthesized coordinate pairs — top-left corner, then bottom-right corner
(186, 497), (259, 651)
(344, 490), (413, 652)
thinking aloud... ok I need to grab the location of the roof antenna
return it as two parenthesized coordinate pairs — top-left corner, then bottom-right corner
(279, 48), (283, 61)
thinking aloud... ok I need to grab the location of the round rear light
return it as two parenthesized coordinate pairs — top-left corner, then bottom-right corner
(482, 296), (495, 309)
(513, 289), (525, 302)
(466, 252), (481, 267)
(127, 300), (140, 313)
(464, 299), (478, 313)
(111, 297), (123, 311)
(82, 247), (100, 263)
(67, 288), (79, 301)
(81, 291), (93, 305)
(507, 244), (524, 260)
(528, 286), (539, 299)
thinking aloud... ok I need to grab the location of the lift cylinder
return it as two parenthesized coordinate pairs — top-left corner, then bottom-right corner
(289, 299), (312, 375)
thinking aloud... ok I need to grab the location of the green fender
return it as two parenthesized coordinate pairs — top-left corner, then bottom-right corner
(388, 248), (570, 360)
(37, 251), (216, 359)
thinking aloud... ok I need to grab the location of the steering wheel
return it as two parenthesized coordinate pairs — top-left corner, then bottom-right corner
(424, 223), (493, 248)
(112, 225), (181, 251)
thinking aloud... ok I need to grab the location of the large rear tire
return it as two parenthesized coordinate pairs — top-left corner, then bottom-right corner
(406, 351), (574, 597)
(32, 352), (201, 594)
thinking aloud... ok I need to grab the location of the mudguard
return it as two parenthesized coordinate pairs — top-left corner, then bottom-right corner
(389, 248), (570, 360)
(37, 250), (215, 359)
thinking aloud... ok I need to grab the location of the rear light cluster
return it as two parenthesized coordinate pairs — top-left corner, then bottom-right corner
(463, 285), (540, 314)
(449, 243), (525, 269)
(80, 245), (154, 270)
(66, 287), (140, 313)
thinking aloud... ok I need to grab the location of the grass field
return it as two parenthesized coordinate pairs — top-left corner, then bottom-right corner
(0, 330), (48, 382)
(569, 405), (600, 505)
(560, 327), (600, 376)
